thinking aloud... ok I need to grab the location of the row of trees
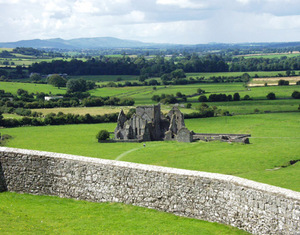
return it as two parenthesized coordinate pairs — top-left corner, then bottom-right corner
(29, 55), (229, 77)
(28, 54), (300, 78)
(0, 111), (119, 128)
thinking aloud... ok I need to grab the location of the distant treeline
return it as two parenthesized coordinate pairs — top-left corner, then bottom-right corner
(29, 55), (228, 76)
(28, 54), (300, 77)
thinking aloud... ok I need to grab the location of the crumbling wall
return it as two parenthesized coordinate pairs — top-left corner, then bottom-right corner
(0, 147), (299, 234)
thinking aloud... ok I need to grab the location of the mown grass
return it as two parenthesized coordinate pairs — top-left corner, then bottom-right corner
(0, 192), (247, 234)
(2, 112), (299, 191)
(0, 81), (66, 95)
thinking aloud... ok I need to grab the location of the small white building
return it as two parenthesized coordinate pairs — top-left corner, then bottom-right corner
(44, 96), (64, 101)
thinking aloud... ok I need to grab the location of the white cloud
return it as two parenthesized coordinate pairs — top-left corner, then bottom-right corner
(156, 0), (207, 9)
(74, 0), (100, 14)
(0, 0), (299, 43)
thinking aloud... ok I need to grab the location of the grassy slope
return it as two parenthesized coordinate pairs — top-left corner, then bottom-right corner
(0, 192), (247, 234)
(2, 113), (299, 191)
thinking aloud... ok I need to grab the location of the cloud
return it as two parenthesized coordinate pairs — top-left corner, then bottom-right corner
(0, 0), (299, 44)
(156, 0), (207, 9)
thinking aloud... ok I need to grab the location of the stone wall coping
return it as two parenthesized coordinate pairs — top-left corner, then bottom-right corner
(1, 147), (299, 201)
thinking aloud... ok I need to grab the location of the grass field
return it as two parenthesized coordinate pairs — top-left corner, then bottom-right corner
(70, 75), (139, 82)
(2, 112), (299, 191)
(31, 105), (194, 116)
(201, 99), (299, 115)
(0, 192), (247, 234)
(0, 81), (66, 95)
(187, 71), (300, 79)
(235, 53), (300, 59)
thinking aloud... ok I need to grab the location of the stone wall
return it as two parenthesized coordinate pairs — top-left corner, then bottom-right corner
(0, 162), (6, 192)
(0, 147), (299, 234)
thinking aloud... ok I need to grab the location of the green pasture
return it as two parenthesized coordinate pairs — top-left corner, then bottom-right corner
(0, 81), (66, 95)
(236, 53), (300, 59)
(31, 105), (194, 116)
(187, 71), (300, 79)
(2, 112), (299, 191)
(200, 99), (300, 115)
(70, 74), (139, 82)
(0, 192), (246, 234)
(188, 84), (299, 102)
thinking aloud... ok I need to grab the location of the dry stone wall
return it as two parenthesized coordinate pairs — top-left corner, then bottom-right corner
(0, 147), (299, 234)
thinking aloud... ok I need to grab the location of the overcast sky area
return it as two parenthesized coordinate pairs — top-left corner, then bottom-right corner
(0, 0), (300, 44)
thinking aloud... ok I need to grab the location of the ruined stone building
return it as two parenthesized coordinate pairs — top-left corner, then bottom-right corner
(114, 104), (193, 142)
(114, 104), (250, 144)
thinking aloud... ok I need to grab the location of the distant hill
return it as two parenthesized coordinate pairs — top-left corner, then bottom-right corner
(0, 37), (299, 50)
(0, 37), (171, 49)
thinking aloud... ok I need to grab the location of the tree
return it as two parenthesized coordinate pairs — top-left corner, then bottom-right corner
(197, 88), (205, 94)
(171, 69), (186, 79)
(241, 73), (250, 83)
(291, 91), (300, 99)
(198, 95), (208, 102)
(278, 80), (289, 86)
(266, 92), (276, 100)
(30, 73), (42, 82)
(96, 130), (110, 141)
(48, 74), (66, 88)
(233, 93), (240, 101)
(66, 79), (87, 93)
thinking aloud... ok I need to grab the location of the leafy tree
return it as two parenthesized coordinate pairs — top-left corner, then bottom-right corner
(48, 74), (66, 88)
(266, 92), (276, 100)
(151, 95), (160, 102)
(197, 88), (205, 94)
(30, 73), (42, 82)
(148, 79), (159, 86)
(198, 95), (208, 102)
(291, 91), (300, 99)
(171, 69), (186, 79)
(278, 80), (289, 86)
(241, 73), (250, 82)
(66, 79), (87, 93)
(243, 95), (251, 100)
(96, 130), (110, 141)
(233, 92), (240, 101)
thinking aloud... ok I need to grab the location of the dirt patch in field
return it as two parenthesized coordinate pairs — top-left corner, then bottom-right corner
(252, 76), (300, 82)
(249, 76), (300, 86)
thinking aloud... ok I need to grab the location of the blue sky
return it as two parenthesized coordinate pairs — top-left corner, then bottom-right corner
(0, 0), (299, 44)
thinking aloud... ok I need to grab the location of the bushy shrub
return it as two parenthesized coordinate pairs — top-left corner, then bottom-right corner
(291, 91), (300, 99)
(266, 92), (276, 100)
(96, 130), (110, 141)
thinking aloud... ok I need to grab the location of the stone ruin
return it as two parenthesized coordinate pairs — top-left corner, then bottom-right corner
(114, 104), (192, 142)
(114, 104), (250, 144)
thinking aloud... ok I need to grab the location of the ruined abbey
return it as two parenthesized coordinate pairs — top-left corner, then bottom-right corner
(114, 104), (193, 142)
(114, 104), (250, 144)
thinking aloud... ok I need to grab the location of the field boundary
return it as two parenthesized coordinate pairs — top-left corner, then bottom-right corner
(0, 147), (299, 234)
